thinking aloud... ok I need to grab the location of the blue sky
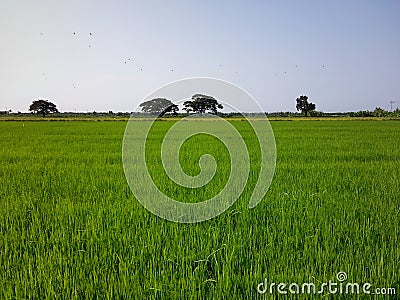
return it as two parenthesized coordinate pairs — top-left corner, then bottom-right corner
(1, 0), (399, 113)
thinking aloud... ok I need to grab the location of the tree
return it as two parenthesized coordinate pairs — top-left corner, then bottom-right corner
(296, 95), (316, 116)
(139, 98), (178, 116)
(162, 103), (179, 115)
(183, 94), (223, 114)
(0, 110), (11, 115)
(373, 107), (387, 117)
(392, 108), (400, 117)
(29, 99), (59, 117)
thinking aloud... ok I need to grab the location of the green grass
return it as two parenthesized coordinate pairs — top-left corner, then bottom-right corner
(0, 120), (399, 299)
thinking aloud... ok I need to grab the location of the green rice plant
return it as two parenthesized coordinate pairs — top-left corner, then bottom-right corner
(0, 120), (399, 299)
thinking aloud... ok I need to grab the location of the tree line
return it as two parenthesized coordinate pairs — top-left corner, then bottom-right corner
(13, 96), (400, 118)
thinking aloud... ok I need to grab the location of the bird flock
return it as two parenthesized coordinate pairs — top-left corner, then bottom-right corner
(38, 31), (328, 89)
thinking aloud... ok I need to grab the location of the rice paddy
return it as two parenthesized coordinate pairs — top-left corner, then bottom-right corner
(0, 119), (399, 299)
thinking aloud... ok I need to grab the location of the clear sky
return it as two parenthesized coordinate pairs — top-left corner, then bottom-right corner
(1, 0), (399, 113)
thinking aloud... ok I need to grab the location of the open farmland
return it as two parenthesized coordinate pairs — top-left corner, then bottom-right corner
(0, 120), (399, 299)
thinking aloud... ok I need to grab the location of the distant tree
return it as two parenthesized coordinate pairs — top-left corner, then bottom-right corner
(162, 103), (179, 116)
(295, 95), (316, 116)
(0, 110), (11, 115)
(373, 107), (387, 117)
(349, 110), (374, 117)
(392, 108), (400, 117)
(308, 110), (323, 117)
(29, 99), (58, 117)
(183, 94), (223, 114)
(139, 98), (178, 116)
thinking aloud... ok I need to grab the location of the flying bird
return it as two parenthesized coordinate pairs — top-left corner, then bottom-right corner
(89, 32), (92, 36)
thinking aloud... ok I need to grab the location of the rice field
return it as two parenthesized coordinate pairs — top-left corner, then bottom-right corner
(0, 120), (399, 299)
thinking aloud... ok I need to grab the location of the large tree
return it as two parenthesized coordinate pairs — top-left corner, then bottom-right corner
(183, 94), (223, 114)
(295, 95), (316, 116)
(139, 98), (178, 116)
(29, 99), (59, 117)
